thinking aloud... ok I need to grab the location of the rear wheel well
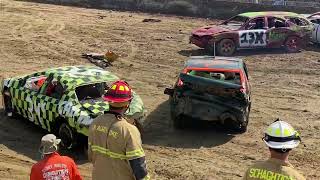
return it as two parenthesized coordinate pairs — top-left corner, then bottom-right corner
(53, 117), (78, 149)
(284, 35), (303, 52)
(215, 38), (236, 56)
(2, 87), (13, 114)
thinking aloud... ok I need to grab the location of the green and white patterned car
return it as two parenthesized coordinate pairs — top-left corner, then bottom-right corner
(1, 66), (145, 148)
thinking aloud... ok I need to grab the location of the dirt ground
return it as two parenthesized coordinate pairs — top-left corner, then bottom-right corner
(0, 0), (320, 179)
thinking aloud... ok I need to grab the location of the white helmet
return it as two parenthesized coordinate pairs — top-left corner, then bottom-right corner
(263, 119), (301, 150)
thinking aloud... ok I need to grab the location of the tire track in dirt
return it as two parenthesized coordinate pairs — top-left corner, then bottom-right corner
(6, 10), (78, 65)
(82, 26), (138, 62)
(46, 20), (65, 37)
(81, 24), (178, 70)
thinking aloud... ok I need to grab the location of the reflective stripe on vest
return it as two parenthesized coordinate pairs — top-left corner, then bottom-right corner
(89, 143), (145, 160)
(143, 175), (151, 180)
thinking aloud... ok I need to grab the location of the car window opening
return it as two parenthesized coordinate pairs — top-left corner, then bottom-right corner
(286, 17), (310, 26)
(75, 83), (106, 102)
(222, 15), (249, 30)
(188, 70), (241, 85)
(24, 75), (47, 91)
(45, 79), (64, 99)
(246, 18), (265, 30)
(267, 17), (286, 28)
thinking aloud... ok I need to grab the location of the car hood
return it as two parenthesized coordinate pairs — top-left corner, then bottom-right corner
(192, 25), (230, 36)
(80, 92), (145, 119)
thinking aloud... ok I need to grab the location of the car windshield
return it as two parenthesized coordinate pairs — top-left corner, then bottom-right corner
(188, 70), (241, 85)
(221, 16), (249, 30)
(285, 16), (311, 26)
(75, 82), (107, 102)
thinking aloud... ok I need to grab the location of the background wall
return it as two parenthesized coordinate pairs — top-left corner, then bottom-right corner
(21, 0), (320, 18)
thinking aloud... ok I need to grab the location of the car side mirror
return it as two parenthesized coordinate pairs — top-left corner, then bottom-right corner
(164, 88), (174, 96)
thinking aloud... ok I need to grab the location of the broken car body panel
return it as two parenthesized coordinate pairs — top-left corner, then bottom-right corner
(165, 56), (251, 132)
(190, 11), (313, 54)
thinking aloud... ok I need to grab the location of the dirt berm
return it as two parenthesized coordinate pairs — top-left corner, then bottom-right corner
(21, 0), (320, 19)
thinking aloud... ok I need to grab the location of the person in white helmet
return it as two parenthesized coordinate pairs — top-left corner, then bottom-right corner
(243, 119), (306, 180)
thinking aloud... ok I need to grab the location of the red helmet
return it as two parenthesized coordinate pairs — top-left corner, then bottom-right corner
(103, 80), (132, 103)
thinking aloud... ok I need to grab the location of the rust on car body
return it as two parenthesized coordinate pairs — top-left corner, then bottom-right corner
(164, 56), (251, 132)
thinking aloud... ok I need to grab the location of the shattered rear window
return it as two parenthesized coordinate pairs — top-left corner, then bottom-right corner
(221, 16), (249, 30)
(286, 16), (311, 26)
(187, 70), (241, 85)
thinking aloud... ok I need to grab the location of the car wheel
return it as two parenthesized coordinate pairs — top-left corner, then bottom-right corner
(58, 123), (76, 149)
(237, 109), (250, 133)
(284, 36), (302, 53)
(238, 118), (248, 133)
(217, 39), (236, 56)
(3, 90), (14, 117)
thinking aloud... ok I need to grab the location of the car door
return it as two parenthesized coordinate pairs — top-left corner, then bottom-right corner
(238, 17), (268, 48)
(9, 78), (34, 120)
(35, 76), (66, 132)
(10, 74), (47, 127)
(266, 17), (293, 48)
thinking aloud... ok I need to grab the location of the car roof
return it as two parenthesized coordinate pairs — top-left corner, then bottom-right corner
(239, 11), (300, 18)
(45, 66), (119, 88)
(185, 56), (243, 70)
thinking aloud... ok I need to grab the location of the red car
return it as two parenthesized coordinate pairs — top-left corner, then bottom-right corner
(190, 11), (313, 56)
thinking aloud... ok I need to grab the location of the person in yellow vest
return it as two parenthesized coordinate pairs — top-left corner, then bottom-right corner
(243, 119), (305, 180)
(88, 80), (150, 180)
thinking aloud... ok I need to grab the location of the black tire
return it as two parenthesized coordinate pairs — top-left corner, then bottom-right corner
(284, 36), (302, 53)
(217, 39), (236, 56)
(2, 90), (14, 117)
(237, 119), (248, 133)
(224, 117), (248, 133)
(58, 123), (76, 149)
(236, 110), (250, 133)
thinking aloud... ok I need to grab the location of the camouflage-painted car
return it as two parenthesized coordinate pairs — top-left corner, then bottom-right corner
(1, 66), (145, 148)
(164, 56), (251, 132)
(190, 11), (313, 56)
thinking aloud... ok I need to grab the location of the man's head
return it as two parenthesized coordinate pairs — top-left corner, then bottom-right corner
(263, 119), (301, 159)
(39, 134), (61, 156)
(103, 80), (132, 114)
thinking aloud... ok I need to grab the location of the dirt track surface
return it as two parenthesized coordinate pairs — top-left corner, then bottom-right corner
(1, 0), (320, 179)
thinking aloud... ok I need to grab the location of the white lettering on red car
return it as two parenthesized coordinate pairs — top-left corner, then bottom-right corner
(238, 30), (267, 47)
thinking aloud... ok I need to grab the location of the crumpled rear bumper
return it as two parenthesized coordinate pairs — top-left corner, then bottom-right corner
(172, 95), (248, 124)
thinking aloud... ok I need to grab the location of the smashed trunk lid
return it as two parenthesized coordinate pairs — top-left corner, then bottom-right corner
(173, 73), (249, 121)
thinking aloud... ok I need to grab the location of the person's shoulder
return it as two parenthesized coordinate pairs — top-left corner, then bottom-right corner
(91, 113), (114, 125)
(247, 160), (269, 169)
(31, 161), (42, 170)
(284, 166), (306, 180)
(119, 120), (138, 132)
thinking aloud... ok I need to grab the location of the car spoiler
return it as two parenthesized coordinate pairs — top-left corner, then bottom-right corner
(180, 73), (242, 89)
